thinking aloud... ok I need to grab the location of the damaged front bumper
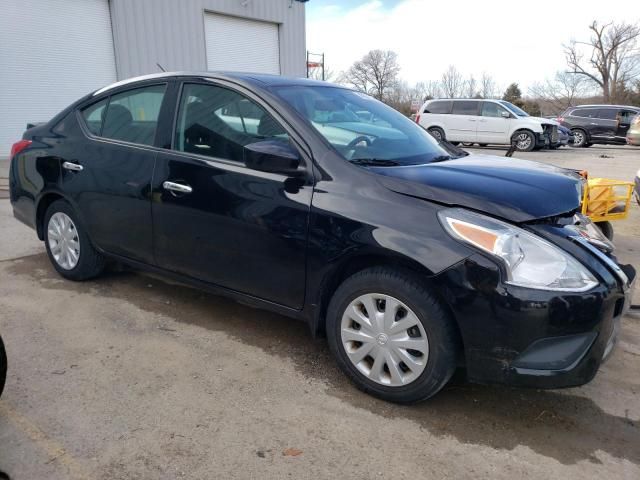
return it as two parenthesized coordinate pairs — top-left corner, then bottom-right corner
(433, 224), (635, 389)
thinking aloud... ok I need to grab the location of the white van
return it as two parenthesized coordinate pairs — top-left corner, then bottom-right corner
(416, 99), (558, 151)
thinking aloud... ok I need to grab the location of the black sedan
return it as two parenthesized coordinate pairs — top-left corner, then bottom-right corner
(9, 72), (635, 403)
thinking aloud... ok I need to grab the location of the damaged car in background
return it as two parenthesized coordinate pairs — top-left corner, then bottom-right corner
(9, 72), (635, 403)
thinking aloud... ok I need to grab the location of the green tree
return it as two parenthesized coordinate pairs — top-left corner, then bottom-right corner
(502, 83), (524, 107)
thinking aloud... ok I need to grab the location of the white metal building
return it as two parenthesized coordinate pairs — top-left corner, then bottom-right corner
(0, 0), (307, 155)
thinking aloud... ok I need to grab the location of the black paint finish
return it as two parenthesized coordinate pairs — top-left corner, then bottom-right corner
(8, 72), (634, 389)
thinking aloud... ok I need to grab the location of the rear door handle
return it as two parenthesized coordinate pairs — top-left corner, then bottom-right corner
(163, 181), (193, 194)
(62, 161), (83, 172)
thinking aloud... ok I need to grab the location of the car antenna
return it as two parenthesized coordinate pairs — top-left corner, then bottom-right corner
(156, 63), (166, 72)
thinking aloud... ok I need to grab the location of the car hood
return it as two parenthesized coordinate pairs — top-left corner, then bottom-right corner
(370, 154), (583, 222)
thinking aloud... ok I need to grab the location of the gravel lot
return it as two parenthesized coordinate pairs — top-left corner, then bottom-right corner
(1, 146), (639, 479)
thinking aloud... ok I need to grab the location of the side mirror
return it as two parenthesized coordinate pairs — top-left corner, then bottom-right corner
(501, 111), (511, 118)
(244, 140), (303, 176)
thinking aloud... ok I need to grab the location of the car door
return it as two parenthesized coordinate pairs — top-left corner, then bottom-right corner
(151, 81), (313, 309)
(616, 109), (639, 142)
(447, 101), (479, 142)
(65, 82), (169, 264)
(592, 108), (618, 139)
(477, 101), (511, 144)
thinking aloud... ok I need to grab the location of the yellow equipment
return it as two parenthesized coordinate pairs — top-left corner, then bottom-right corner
(581, 177), (634, 222)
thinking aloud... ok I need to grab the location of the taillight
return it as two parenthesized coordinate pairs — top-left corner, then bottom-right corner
(415, 114), (421, 123)
(557, 116), (564, 123)
(10, 139), (32, 159)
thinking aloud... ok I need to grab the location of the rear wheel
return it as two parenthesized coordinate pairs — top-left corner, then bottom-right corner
(428, 127), (445, 142)
(511, 130), (536, 152)
(326, 267), (459, 403)
(44, 200), (105, 281)
(572, 129), (588, 147)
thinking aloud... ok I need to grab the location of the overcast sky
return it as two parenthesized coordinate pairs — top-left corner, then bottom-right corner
(306, 0), (637, 93)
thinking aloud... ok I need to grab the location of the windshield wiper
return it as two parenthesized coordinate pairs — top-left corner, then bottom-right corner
(349, 158), (401, 167)
(430, 155), (452, 163)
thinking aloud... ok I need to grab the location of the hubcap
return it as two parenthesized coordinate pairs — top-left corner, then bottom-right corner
(574, 131), (584, 145)
(340, 293), (429, 387)
(47, 212), (80, 270)
(516, 133), (532, 150)
(430, 129), (442, 141)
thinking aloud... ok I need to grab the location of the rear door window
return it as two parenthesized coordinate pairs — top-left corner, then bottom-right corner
(571, 108), (599, 118)
(424, 101), (451, 114)
(596, 108), (618, 120)
(452, 101), (479, 116)
(101, 84), (167, 146)
(81, 98), (108, 135)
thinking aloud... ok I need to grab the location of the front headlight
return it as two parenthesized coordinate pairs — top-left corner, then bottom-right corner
(438, 208), (598, 292)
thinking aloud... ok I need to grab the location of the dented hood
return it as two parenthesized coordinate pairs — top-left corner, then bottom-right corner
(370, 154), (583, 223)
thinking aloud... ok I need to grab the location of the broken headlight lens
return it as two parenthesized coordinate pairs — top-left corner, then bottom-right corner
(438, 208), (598, 292)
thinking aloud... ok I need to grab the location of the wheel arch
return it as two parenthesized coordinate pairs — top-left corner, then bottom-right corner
(35, 192), (67, 240)
(311, 250), (461, 344)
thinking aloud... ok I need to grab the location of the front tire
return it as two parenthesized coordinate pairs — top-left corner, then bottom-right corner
(511, 130), (536, 152)
(596, 221), (614, 241)
(44, 200), (105, 281)
(326, 267), (459, 403)
(572, 129), (588, 148)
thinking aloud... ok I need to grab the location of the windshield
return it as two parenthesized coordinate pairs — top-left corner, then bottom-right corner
(499, 100), (529, 117)
(271, 85), (460, 166)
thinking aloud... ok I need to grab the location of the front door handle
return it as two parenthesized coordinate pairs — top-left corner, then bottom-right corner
(163, 181), (193, 194)
(62, 161), (83, 172)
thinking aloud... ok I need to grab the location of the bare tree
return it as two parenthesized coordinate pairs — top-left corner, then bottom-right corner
(465, 75), (477, 98)
(441, 65), (464, 98)
(565, 21), (640, 103)
(480, 73), (498, 99)
(340, 50), (401, 100)
(529, 71), (592, 111)
(308, 66), (336, 82)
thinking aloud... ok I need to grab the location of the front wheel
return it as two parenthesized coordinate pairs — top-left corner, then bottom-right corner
(511, 130), (536, 152)
(595, 221), (614, 241)
(326, 268), (459, 403)
(571, 129), (588, 148)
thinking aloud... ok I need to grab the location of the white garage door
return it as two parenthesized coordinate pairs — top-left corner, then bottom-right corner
(204, 13), (280, 75)
(0, 0), (117, 156)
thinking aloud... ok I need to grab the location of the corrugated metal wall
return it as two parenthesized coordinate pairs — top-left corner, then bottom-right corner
(109, 0), (306, 80)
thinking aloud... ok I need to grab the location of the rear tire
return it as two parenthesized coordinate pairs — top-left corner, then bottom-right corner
(326, 267), (459, 403)
(44, 200), (105, 281)
(428, 127), (445, 142)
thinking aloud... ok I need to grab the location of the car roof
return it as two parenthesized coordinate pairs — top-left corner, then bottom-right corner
(568, 104), (640, 110)
(93, 71), (337, 96)
(427, 98), (493, 102)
